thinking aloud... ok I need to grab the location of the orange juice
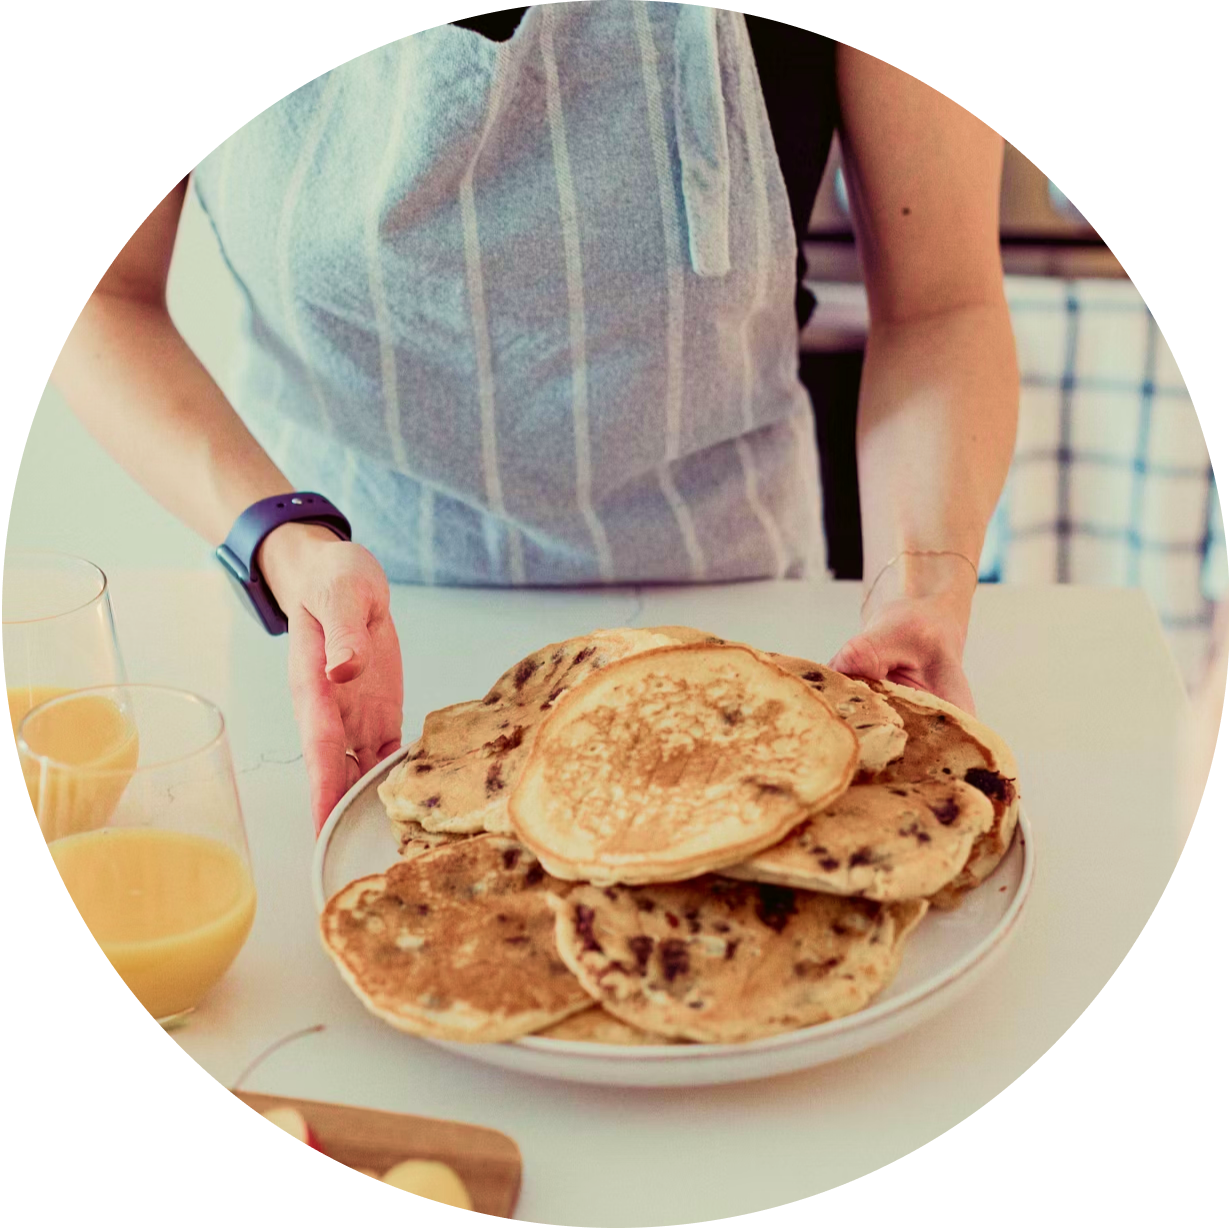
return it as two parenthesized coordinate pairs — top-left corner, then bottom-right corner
(49, 827), (256, 1020)
(13, 688), (139, 839)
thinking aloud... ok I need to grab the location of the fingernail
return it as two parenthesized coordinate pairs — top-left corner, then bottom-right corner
(328, 649), (355, 672)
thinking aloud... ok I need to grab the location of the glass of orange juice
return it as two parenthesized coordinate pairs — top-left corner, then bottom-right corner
(18, 685), (257, 1027)
(4, 549), (126, 726)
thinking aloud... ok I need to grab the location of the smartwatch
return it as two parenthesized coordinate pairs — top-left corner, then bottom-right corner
(215, 493), (352, 635)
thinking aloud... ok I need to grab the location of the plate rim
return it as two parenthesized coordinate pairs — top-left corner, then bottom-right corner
(313, 745), (1035, 1061)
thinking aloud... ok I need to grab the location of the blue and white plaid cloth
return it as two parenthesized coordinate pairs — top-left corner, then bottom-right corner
(980, 276), (1226, 688)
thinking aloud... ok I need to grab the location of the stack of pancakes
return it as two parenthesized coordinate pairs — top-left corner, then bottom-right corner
(320, 627), (1019, 1045)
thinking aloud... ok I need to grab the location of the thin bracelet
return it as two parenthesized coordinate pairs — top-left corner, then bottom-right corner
(861, 550), (980, 616)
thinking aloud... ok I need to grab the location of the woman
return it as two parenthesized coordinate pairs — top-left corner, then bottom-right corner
(52, 4), (1018, 830)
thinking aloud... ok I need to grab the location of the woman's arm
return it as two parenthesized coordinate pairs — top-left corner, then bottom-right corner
(828, 46), (1019, 712)
(52, 182), (403, 827)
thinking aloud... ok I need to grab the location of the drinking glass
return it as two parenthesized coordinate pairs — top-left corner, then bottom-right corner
(19, 685), (257, 1027)
(3, 550), (126, 735)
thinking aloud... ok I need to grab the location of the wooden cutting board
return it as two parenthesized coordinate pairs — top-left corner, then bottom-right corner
(234, 1091), (522, 1216)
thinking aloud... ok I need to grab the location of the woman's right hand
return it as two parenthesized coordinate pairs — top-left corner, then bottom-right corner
(259, 524), (404, 833)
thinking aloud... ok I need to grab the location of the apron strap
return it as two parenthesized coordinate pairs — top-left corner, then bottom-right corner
(673, 5), (731, 277)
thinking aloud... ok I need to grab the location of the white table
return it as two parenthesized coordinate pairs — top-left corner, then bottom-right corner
(105, 571), (1189, 1228)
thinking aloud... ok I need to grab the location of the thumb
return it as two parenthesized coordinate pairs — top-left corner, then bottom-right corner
(308, 583), (375, 685)
(828, 633), (886, 681)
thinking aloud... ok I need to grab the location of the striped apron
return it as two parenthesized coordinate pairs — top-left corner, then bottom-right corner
(192, 1), (826, 586)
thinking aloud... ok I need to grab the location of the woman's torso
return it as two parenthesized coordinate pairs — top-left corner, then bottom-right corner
(193, 1), (828, 585)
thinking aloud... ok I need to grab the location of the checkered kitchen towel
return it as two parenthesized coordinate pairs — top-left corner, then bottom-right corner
(980, 276), (1226, 689)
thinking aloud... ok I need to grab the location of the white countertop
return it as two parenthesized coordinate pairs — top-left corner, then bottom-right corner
(104, 572), (1189, 1227)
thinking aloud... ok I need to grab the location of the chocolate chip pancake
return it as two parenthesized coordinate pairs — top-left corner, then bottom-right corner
(551, 879), (927, 1043)
(319, 835), (591, 1042)
(724, 779), (994, 900)
(510, 644), (859, 885)
(870, 681), (1020, 908)
(766, 655), (907, 774)
(378, 629), (677, 836)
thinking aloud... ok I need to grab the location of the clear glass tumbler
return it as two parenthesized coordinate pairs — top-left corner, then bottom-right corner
(19, 685), (257, 1027)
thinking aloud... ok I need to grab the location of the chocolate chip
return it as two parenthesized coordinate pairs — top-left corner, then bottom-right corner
(524, 862), (546, 887)
(754, 884), (798, 933)
(423, 795), (441, 809)
(513, 658), (539, 689)
(486, 725), (526, 756)
(573, 646), (595, 665)
(818, 856), (840, 872)
(722, 709), (742, 726)
(665, 912), (680, 929)
(501, 847), (521, 870)
(964, 768), (1012, 804)
(628, 935), (654, 970)
(635, 897), (656, 913)
(414, 763), (434, 774)
(485, 762), (503, 795)
(684, 909), (702, 934)
(794, 957), (841, 979)
(848, 847), (875, 868)
(888, 787), (909, 797)
(929, 796), (961, 825)
(540, 685), (566, 711)
(482, 692), (501, 706)
(659, 938), (690, 982)
(504, 935), (529, 945)
(604, 887), (618, 901)
(724, 939), (740, 960)
(574, 904), (602, 953)
(415, 903), (430, 916)
(802, 671), (824, 684)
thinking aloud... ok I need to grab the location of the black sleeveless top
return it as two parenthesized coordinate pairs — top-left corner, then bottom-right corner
(453, 9), (839, 328)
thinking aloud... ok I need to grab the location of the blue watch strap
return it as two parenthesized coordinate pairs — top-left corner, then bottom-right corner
(215, 493), (352, 635)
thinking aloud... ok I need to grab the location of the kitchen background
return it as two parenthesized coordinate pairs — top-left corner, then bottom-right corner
(7, 136), (1224, 728)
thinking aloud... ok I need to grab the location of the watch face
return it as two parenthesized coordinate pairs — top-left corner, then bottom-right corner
(217, 553), (287, 635)
(222, 569), (267, 629)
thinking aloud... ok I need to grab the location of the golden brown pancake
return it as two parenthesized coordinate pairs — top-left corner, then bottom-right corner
(319, 835), (591, 1042)
(510, 643), (859, 885)
(869, 681), (1020, 908)
(765, 654), (907, 774)
(550, 878), (927, 1043)
(724, 779), (994, 900)
(378, 629), (677, 836)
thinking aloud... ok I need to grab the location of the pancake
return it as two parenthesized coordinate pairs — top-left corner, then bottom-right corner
(534, 1005), (682, 1045)
(510, 643), (859, 885)
(765, 654), (907, 774)
(378, 629), (677, 836)
(550, 878), (927, 1043)
(724, 779), (994, 900)
(319, 835), (591, 1042)
(870, 680), (1020, 908)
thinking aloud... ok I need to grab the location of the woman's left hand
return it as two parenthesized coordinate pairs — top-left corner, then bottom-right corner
(829, 583), (977, 714)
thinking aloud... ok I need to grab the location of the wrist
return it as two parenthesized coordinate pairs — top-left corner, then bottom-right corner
(862, 551), (979, 627)
(258, 522), (347, 611)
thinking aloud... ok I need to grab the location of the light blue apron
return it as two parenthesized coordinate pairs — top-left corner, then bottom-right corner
(193, 1), (826, 586)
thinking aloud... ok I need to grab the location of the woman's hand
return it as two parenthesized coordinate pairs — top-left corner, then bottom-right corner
(829, 552), (978, 714)
(260, 525), (404, 833)
(830, 592), (975, 714)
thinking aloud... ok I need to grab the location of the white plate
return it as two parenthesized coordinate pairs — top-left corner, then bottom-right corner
(313, 747), (1034, 1087)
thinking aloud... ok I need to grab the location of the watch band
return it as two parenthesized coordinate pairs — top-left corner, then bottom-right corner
(215, 493), (352, 635)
